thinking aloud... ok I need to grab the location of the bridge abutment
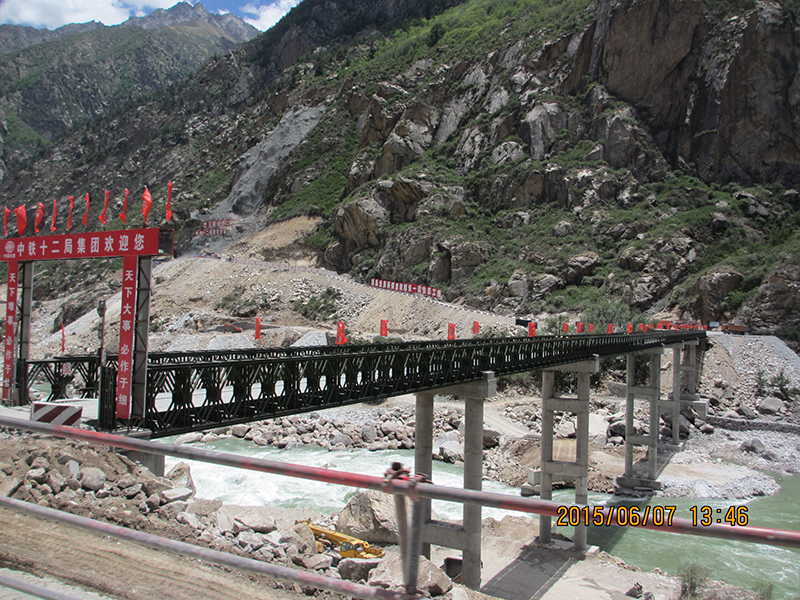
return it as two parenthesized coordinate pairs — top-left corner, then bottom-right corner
(414, 371), (496, 590)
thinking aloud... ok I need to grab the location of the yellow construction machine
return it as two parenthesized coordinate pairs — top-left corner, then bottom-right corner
(305, 523), (385, 559)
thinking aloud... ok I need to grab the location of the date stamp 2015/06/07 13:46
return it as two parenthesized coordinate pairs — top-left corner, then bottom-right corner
(555, 505), (749, 528)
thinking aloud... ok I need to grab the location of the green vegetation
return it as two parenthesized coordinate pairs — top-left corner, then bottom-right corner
(678, 562), (709, 599)
(292, 287), (342, 321)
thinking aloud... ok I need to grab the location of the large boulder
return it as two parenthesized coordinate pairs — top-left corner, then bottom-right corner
(368, 553), (452, 596)
(337, 490), (404, 544)
(279, 522), (318, 555)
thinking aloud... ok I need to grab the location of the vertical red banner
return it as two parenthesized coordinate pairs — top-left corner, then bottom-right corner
(627, 323), (634, 334)
(116, 256), (137, 419)
(588, 323), (595, 333)
(528, 322), (536, 337)
(380, 319), (388, 337)
(472, 321), (480, 335)
(2, 261), (17, 403)
(562, 322), (569, 333)
(607, 324), (614, 334)
(576, 322), (584, 333)
(255, 317), (262, 340)
(447, 323), (455, 340)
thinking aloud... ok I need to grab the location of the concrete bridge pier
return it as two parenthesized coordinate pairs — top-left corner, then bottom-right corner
(538, 356), (598, 551)
(660, 339), (704, 447)
(617, 348), (664, 491)
(414, 371), (496, 590)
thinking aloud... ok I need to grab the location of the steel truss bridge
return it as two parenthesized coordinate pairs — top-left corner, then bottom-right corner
(23, 331), (705, 438)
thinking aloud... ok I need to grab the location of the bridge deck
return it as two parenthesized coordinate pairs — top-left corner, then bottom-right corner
(25, 331), (705, 438)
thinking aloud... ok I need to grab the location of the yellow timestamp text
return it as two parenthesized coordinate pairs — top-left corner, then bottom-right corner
(555, 505), (676, 527)
(690, 505), (748, 527)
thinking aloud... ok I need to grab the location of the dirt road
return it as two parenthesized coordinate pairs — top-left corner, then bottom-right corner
(0, 507), (299, 600)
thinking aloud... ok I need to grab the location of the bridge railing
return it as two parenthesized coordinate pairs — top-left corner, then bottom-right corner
(121, 331), (704, 437)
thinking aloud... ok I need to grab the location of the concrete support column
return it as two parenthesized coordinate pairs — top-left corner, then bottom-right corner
(671, 345), (683, 445)
(539, 358), (597, 551)
(462, 396), (484, 590)
(647, 355), (661, 480)
(574, 372), (590, 551)
(624, 354), (635, 478)
(619, 349), (664, 491)
(539, 370), (555, 545)
(414, 391), (434, 559)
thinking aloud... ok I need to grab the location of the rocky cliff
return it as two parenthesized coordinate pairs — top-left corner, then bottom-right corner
(0, 0), (798, 345)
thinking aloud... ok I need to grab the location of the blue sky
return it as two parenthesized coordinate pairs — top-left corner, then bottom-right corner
(0, 0), (302, 31)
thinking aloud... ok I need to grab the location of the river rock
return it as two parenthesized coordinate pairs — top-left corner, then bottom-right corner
(338, 557), (382, 582)
(79, 467), (107, 491)
(337, 490), (403, 544)
(757, 397), (784, 415)
(368, 554), (452, 596)
(219, 505), (277, 533)
(161, 487), (195, 503)
(25, 467), (48, 485)
(231, 424), (250, 438)
(237, 530), (265, 550)
(166, 462), (196, 494)
(175, 432), (203, 445)
(279, 523), (317, 555)
(0, 477), (21, 497)
(361, 425), (377, 444)
(439, 441), (464, 463)
(483, 429), (501, 448)
(740, 438), (766, 454)
(159, 500), (188, 520)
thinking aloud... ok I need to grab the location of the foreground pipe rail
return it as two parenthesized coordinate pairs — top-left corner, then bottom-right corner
(0, 496), (416, 600)
(0, 571), (81, 600)
(3, 415), (800, 551)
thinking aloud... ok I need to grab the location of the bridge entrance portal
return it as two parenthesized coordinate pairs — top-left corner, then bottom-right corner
(1, 228), (172, 427)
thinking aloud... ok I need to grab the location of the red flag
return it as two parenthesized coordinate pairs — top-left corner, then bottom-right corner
(50, 199), (57, 232)
(121, 189), (129, 226)
(255, 318), (262, 340)
(99, 190), (110, 226)
(588, 323), (594, 333)
(576, 322), (584, 333)
(447, 323), (455, 340)
(82, 193), (90, 227)
(472, 321), (480, 334)
(67, 196), (74, 230)
(336, 321), (348, 345)
(380, 319), (388, 337)
(3, 207), (9, 237)
(528, 322), (536, 337)
(14, 205), (26, 236)
(142, 187), (152, 225)
(34, 202), (44, 233)
(607, 324), (614, 334)
(61, 323), (66, 353)
(166, 181), (173, 221)
(627, 323), (634, 334)
(563, 322), (569, 333)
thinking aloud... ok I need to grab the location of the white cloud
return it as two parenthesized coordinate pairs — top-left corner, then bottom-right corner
(241, 0), (301, 31)
(0, 0), (180, 30)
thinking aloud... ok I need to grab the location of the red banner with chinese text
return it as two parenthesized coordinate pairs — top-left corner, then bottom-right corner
(116, 256), (137, 419)
(0, 228), (160, 262)
(2, 261), (17, 403)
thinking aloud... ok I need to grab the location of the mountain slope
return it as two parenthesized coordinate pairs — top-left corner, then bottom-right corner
(0, 0), (798, 348)
(0, 2), (258, 166)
